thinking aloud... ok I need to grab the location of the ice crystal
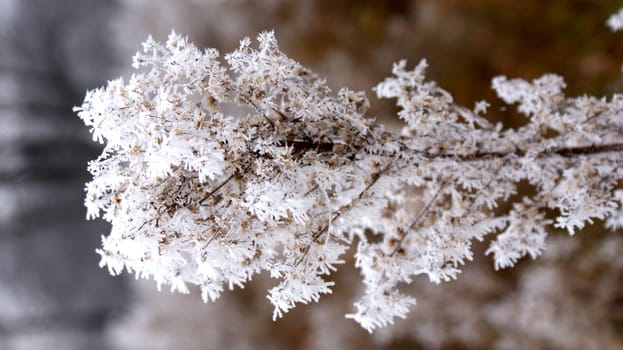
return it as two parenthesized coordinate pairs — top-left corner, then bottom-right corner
(76, 30), (623, 332)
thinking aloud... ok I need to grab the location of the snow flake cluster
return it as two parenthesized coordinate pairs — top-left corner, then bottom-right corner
(608, 7), (623, 31)
(76, 30), (623, 332)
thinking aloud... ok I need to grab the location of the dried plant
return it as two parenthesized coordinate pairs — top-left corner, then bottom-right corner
(75, 23), (623, 331)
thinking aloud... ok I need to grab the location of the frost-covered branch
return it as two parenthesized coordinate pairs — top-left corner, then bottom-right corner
(75, 30), (623, 332)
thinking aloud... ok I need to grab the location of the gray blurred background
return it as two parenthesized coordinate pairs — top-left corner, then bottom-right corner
(0, 0), (127, 348)
(1, 1), (622, 349)
(0, 0), (296, 348)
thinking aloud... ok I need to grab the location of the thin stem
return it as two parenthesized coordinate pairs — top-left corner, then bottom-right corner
(390, 181), (448, 256)
(294, 162), (392, 267)
(199, 171), (237, 205)
(411, 141), (623, 162)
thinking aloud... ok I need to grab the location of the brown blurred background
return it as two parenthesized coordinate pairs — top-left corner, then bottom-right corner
(1, 0), (622, 349)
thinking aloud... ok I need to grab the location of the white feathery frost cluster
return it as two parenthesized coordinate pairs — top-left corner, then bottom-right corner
(75, 30), (623, 332)
(607, 7), (623, 31)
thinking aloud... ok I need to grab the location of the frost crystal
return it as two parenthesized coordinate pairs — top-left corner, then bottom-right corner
(76, 30), (623, 331)
(607, 7), (623, 31)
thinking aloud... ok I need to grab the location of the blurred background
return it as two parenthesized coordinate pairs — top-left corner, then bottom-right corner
(1, 0), (622, 349)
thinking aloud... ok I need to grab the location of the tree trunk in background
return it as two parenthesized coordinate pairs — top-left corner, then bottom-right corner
(0, 1), (128, 349)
